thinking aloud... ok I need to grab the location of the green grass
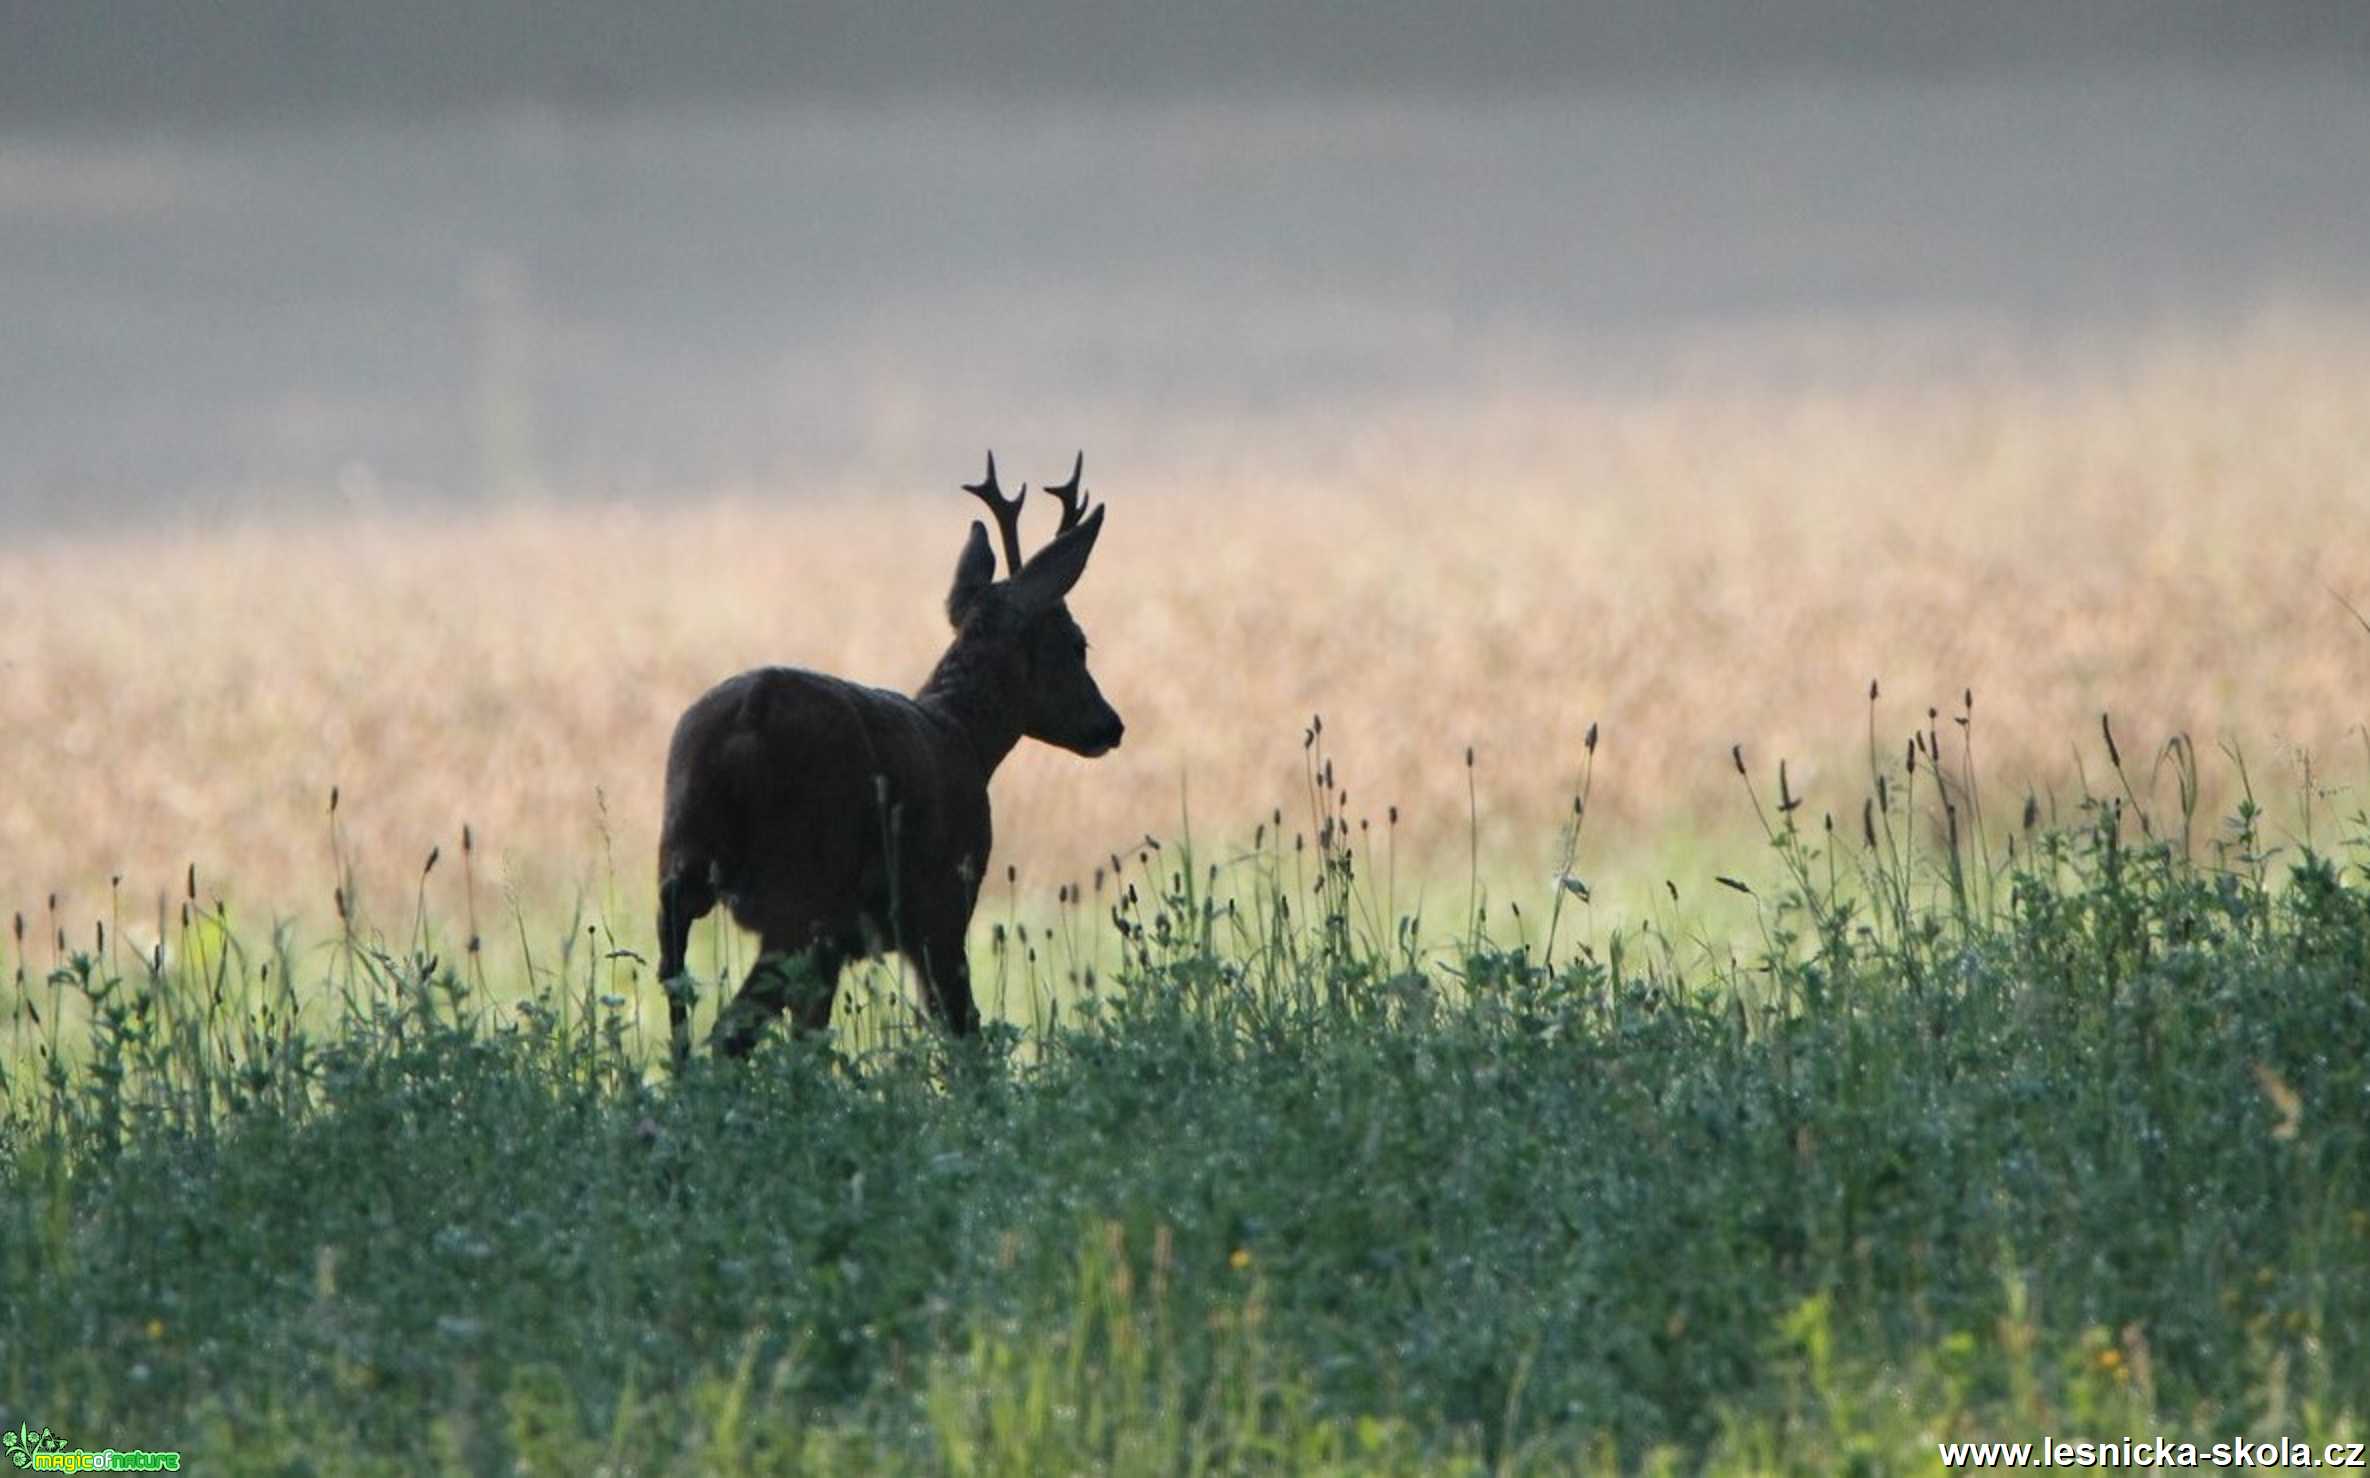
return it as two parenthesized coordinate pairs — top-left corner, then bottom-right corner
(5, 722), (2370, 1473)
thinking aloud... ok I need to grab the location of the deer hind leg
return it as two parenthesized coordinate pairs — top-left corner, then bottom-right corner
(657, 869), (716, 1071)
(710, 938), (847, 1059)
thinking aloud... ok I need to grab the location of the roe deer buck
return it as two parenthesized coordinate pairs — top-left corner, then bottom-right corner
(656, 453), (1122, 1065)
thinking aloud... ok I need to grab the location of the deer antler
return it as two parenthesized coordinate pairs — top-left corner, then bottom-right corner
(962, 451), (1028, 576)
(1045, 452), (1091, 534)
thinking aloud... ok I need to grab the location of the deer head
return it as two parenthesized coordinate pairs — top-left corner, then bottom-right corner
(950, 452), (1124, 757)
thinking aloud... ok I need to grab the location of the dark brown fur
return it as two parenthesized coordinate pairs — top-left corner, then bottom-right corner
(656, 471), (1119, 1064)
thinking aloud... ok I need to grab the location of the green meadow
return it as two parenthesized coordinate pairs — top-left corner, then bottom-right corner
(6, 718), (2368, 1474)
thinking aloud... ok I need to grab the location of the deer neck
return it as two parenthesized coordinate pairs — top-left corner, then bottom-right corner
(915, 636), (1028, 776)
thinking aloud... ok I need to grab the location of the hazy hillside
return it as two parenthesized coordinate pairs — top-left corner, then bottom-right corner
(7, 7), (2368, 523)
(10, 2), (2366, 130)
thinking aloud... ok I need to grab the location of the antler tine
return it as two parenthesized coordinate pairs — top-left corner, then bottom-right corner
(1045, 451), (1091, 533)
(961, 450), (1028, 576)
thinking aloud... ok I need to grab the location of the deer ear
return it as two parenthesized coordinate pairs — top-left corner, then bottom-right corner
(1007, 504), (1104, 615)
(947, 521), (997, 626)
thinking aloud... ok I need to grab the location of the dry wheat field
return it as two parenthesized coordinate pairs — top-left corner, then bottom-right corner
(5, 316), (2370, 954)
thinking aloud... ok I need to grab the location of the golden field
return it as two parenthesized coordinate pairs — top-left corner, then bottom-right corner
(5, 315), (2370, 959)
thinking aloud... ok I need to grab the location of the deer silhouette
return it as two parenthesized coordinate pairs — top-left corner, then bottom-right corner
(656, 453), (1122, 1065)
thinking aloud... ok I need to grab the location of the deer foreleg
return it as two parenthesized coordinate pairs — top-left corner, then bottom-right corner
(914, 930), (982, 1037)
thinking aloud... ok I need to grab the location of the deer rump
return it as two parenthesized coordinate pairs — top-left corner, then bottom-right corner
(658, 665), (990, 1012)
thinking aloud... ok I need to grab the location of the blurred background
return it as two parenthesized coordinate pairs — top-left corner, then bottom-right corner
(7, 5), (2370, 933)
(9, 3), (2369, 523)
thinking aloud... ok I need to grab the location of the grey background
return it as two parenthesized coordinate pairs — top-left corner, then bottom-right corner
(6, 5), (2368, 524)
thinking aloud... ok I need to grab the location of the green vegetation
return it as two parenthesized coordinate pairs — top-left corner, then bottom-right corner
(5, 719), (2368, 1473)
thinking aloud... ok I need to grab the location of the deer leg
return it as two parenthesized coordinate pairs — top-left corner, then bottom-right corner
(710, 941), (845, 1059)
(656, 870), (714, 1071)
(913, 929), (982, 1038)
(788, 941), (850, 1036)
